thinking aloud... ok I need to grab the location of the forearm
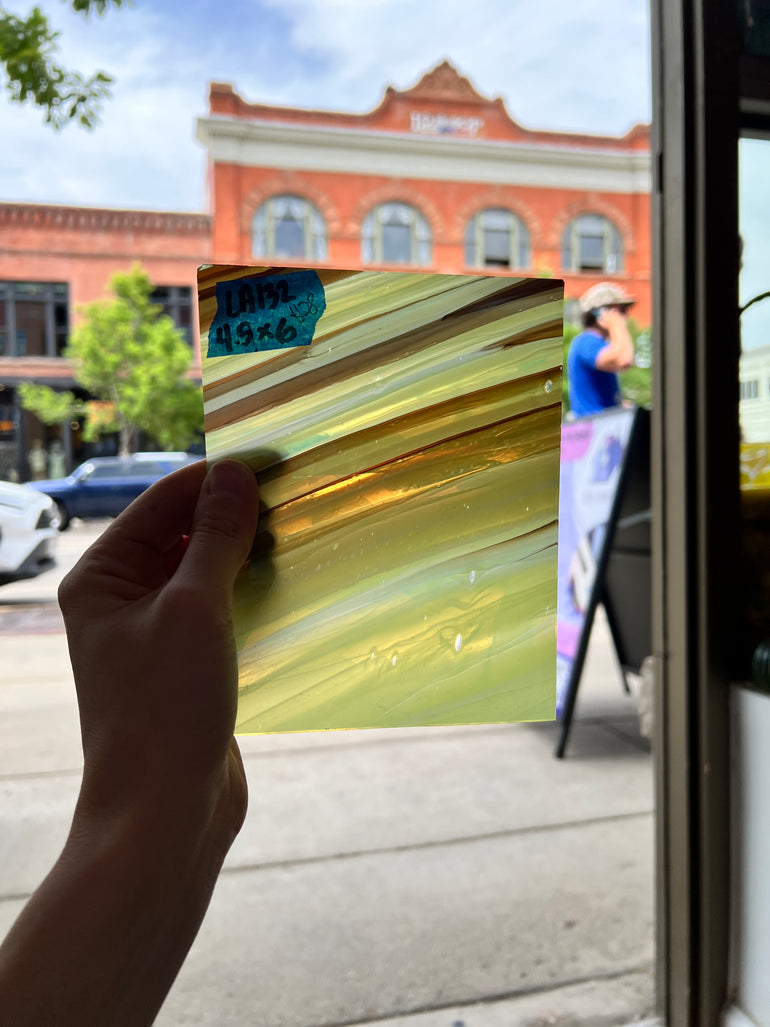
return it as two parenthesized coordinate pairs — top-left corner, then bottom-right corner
(604, 321), (634, 367)
(0, 460), (257, 1024)
(0, 779), (234, 1027)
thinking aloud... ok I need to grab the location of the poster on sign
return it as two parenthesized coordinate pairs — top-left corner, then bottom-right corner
(199, 264), (563, 734)
(556, 407), (636, 717)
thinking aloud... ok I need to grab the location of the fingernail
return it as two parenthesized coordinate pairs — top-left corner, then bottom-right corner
(207, 460), (254, 499)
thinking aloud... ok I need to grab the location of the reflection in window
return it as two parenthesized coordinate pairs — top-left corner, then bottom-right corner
(87, 462), (122, 479)
(464, 208), (530, 269)
(561, 215), (623, 274)
(740, 0), (770, 57)
(0, 282), (69, 357)
(252, 195), (328, 261)
(361, 203), (432, 266)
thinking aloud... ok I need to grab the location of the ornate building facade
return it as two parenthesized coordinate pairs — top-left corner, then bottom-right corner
(0, 61), (651, 481)
(198, 61), (651, 324)
(0, 204), (210, 478)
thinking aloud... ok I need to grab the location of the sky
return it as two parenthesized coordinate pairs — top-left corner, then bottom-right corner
(741, 138), (770, 352)
(0, 0), (652, 213)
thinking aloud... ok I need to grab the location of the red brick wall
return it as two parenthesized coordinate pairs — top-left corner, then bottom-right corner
(0, 205), (212, 363)
(206, 65), (651, 325)
(211, 165), (652, 326)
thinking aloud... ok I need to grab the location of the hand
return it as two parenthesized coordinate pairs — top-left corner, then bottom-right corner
(594, 307), (635, 372)
(597, 306), (628, 335)
(62, 458), (259, 835)
(0, 459), (260, 1026)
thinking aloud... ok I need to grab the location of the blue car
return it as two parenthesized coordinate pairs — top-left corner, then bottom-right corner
(28, 451), (201, 529)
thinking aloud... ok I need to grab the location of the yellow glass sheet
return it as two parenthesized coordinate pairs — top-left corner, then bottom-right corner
(200, 265), (563, 733)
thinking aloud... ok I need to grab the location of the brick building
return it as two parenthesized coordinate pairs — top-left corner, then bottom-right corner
(0, 204), (211, 478)
(0, 60), (650, 481)
(198, 60), (651, 322)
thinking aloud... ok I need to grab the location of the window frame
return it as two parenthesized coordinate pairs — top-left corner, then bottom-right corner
(464, 207), (531, 269)
(151, 285), (193, 346)
(251, 194), (328, 262)
(361, 202), (432, 267)
(0, 281), (69, 358)
(561, 214), (624, 274)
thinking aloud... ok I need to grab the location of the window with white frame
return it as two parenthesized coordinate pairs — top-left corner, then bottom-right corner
(361, 202), (432, 266)
(464, 208), (531, 269)
(561, 214), (623, 274)
(252, 195), (328, 261)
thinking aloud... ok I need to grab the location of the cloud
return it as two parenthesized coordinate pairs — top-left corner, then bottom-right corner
(0, 0), (651, 211)
(254, 0), (651, 133)
(0, 1), (209, 209)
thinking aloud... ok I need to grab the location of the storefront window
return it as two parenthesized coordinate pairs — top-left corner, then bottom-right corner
(0, 299), (7, 357)
(741, 0), (770, 57)
(0, 282), (69, 358)
(151, 285), (194, 346)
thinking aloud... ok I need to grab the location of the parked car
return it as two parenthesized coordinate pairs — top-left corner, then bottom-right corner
(28, 452), (201, 530)
(0, 479), (59, 584)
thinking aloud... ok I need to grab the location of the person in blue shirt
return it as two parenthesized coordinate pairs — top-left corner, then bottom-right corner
(567, 282), (636, 417)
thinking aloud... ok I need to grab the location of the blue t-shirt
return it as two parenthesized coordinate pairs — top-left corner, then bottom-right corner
(567, 329), (622, 416)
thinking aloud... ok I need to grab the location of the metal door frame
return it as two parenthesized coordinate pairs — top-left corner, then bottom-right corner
(651, 1), (742, 1022)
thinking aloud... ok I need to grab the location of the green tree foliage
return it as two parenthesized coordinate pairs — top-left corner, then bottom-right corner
(0, 0), (124, 128)
(17, 381), (81, 423)
(21, 265), (203, 455)
(562, 319), (652, 416)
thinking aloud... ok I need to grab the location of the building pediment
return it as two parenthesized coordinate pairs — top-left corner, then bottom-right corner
(207, 60), (649, 151)
(392, 60), (491, 104)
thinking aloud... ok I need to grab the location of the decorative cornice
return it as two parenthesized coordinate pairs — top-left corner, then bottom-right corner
(0, 247), (211, 263)
(207, 64), (650, 153)
(0, 204), (211, 235)
(0, 357), (202, 384)
(0, 356), (76, 385)
(395, 60), (489, 104)
(198, 117), (652, 195)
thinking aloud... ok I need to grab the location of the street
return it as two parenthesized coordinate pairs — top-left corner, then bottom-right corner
(0, 522), (655, 1027)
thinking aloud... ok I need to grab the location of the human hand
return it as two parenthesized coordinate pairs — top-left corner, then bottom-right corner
(594, 306), (635, 372)
(597, 305), (628, 334)
(60, 458), (259, 840)
(0, 459), (260, 1026)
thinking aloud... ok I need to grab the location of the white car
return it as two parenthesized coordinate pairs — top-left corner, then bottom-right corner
(0, 480), (59, 585)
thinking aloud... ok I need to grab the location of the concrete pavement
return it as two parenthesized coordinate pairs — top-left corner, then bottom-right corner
(0, 523), (655, 1026)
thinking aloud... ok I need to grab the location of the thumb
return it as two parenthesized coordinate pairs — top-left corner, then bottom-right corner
(177, 460), (260, 597)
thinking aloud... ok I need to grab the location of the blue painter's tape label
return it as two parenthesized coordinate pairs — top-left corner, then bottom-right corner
(207, 270), (326, 357)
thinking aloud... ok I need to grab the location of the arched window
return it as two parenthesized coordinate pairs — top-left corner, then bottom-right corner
(561, 215), (623, 274)
(464, 208), (531, 269)
(252, 195), (327, 261)
(361, 202), (432, 266)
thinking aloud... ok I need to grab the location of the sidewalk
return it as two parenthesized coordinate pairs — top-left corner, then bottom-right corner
(0, 604), (654, 1026)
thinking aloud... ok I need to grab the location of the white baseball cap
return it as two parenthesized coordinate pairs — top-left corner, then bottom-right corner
(578, 282), (636, 313)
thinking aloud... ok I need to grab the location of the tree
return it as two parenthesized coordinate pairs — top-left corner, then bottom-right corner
(20, 265), (203, 455)
(0, 0), (125, 128)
